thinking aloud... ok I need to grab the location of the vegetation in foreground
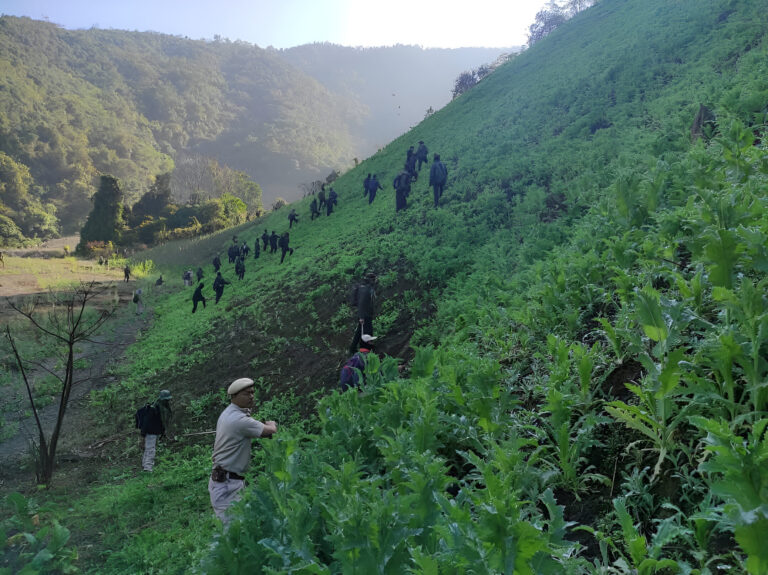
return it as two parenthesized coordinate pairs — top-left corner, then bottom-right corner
(2, 0), (768, 573)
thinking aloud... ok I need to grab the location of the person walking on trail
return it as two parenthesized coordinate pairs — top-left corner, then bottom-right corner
(393, 167), (411, 212)
(326, 188), (338, 216)
(183, 269), (193, 286)
(136, 389), (173, 472)
(213, 272), (230, 304)
(367, 174), (383, 205)
(235, 257), (246, 280)
(132, 288), (144, 315)
(406, 147), (418, 181)
(209, 378), (278, 526)
(240, 241), (250, 259)
(416, 141), (429, 172)
(253, 238), (260, 259)
(278, 232), (294, 264)
(363, 173), (372, 199)
(349, 273), (376, 354)
(261, 230), (270, 251)
(269, 231), (279, 253)
(340, 335), (377, 392)
(123, 265), (131, 282)
(196, 267), (204, 282)
(309, 197), (320, 220)
(429, 153), (448, 208)
(213, 255), (222, 273)
(318, 185), (327, 210)
(288, 208), (299, 229)
(155, 275), (164, 287)
(192, 282), (207, 313)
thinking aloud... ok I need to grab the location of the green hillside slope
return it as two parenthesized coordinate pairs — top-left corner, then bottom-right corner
(3, 0), (768, 572)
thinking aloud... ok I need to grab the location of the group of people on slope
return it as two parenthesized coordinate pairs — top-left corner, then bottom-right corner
(393, 141), (449, 212)
(308, 184), (339, 219)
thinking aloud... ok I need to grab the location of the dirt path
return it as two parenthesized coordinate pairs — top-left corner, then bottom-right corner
(0, 280), (150, 474)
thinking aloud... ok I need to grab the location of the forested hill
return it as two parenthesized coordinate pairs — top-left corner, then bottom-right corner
(0, 16), (508, 244)
(4, 0), (768, 572)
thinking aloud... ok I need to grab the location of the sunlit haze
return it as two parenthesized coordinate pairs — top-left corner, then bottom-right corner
(1, 0), (548, 48)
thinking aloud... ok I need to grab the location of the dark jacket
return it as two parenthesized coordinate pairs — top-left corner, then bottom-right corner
(357, 283), (375, 318)
(213, 274), (230, 292)
(430, 160), (448, 186)
(192, 284), (205, 302)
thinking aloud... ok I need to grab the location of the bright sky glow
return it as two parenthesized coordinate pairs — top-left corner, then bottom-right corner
(1, 0), (548, 48)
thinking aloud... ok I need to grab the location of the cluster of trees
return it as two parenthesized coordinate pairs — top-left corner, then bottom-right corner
(449, 0), (597, 101)
(77, 169), (261, 253)
(451, 53), (515, 100)
(528, 0), (597, 45)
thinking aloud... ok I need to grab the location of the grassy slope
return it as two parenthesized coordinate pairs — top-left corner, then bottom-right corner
(3, 0), (768, 572)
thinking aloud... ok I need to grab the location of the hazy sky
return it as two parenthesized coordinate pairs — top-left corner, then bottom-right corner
(1, 0), (548, 48)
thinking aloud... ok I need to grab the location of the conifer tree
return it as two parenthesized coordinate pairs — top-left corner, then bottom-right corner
(77, 175), (125, 251)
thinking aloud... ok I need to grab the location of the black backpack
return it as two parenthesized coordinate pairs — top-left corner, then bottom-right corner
(339, 352), (366, 391)
(135, 403), (163, 435)
(348, 284), (360, 307)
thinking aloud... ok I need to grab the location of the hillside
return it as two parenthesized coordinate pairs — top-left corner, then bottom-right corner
(1, 0), (767, 573)
(0, 16), (507, 244)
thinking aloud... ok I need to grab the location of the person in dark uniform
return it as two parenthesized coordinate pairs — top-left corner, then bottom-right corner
(367, 174), (383, 205)
(213, 272), (230, 304)
(309, 197), (320, 220)
(123, 265), (131, 282)
(288, 208), (299, 229)
(429, 153), (448, 208)
(326, 188), (338, 216)
(269, 231), (279, 253)
(253, 239), (260, 259)
(262, 230), (270, 251)
(213, 255), (221, 272)
(393, 167), (411, 212)
(318, 185), (327, 210)
(192, 282), (207, 313)
(349, 272), (377, 354)
(278, 232), (294, 264)
(406, 149), (418, 181)
(196, 267), (204, 282)
(416, 141), (429, 172)
(363, 173), (372, 199)
(235, 257), (245, 280)
(241, 241), (250, 258)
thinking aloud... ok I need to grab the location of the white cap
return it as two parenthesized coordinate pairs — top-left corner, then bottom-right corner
(227, 377), (254, 395)
(361, 334), (377, 343)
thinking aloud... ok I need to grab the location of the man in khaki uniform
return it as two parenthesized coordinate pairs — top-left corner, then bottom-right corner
(208, 378), (277, 526)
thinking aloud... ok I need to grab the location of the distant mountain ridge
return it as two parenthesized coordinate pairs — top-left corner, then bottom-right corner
(0, 15), (512, 244)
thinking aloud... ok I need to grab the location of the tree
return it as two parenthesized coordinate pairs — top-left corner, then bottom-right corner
(528, 1), (595, 46)
(130, 172), (174, 225)
(452, 71), (478, 100)
(528, 3), (568, 46)
(78, 175), (125, 252)
(219, 193), (247, 226)
(5, 282), (115, 485)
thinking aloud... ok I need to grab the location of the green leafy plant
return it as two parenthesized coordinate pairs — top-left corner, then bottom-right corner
(691, 417), (768, 575)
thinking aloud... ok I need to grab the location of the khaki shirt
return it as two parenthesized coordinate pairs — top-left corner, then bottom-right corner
(211, 403), (265, 475)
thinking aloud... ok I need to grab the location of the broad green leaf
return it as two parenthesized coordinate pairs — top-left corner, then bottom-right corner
(635, 286), (667, 342)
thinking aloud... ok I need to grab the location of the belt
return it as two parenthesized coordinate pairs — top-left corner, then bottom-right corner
(211, 467), (245, 482)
